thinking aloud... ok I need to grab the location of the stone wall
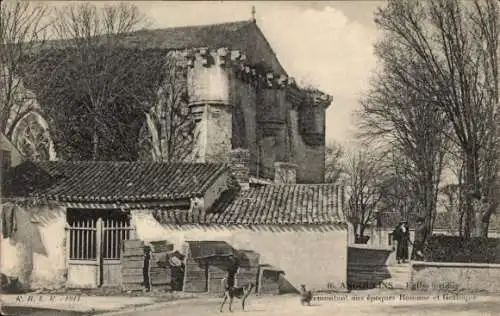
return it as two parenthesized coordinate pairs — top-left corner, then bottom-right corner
(185, 46), (327, 183)
(229, 77), (257, 173)
(229, 79), (327, 183)
(289, 109), (325, 183)
(409, 261), (500, 293)
(230, 149), (250, 190)
(347, 245), (393, 289)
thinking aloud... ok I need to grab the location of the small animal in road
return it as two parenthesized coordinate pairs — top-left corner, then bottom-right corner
(299, 284), (312, 306)
(220, 278), (255, 312)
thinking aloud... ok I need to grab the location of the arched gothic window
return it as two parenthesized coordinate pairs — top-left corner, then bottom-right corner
(11, 111), (55, 161)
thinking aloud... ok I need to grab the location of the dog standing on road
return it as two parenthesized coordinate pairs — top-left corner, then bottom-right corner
(219, 277), (255, 312)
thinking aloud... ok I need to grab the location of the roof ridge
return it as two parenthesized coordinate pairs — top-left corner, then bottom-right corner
(142, 20), (253, 33)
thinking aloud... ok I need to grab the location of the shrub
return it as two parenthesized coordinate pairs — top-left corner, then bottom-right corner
(424, 235), (499, 263)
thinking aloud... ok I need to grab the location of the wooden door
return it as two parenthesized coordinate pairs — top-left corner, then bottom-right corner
(67, 210), (99, 288)
(67, 209), (132, 288)
(101, 211), (132, 286)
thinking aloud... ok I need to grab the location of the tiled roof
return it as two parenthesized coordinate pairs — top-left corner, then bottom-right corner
(2, 161), (226, 203)
(121, 21), (253, 51)
(155, 184), (345, 226)
(44, 20), (286, 74)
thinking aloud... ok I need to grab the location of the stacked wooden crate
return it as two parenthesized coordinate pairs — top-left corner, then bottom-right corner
(236, 250), (260, 288)
(150, 240), (174, 253)
(207, 257), (229, 295)
(121, 239), (145, 291)
(183, 256), (207, 293)
(149, 240), (174, 290)
(257, 264), (284, 295)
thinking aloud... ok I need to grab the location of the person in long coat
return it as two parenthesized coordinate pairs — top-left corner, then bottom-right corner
(392, 220), (410, 264)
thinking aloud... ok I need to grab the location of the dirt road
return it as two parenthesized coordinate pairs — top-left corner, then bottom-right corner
(104, 293), (500, 316)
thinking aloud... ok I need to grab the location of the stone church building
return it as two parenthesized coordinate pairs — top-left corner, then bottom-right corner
(6, 19), (332, 184)
(1, 19), (348, 293)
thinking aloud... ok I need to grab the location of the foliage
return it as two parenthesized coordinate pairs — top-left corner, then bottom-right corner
(17, 3), (196, 162)
(424, 235), (499, 263)
(44, 2), (155, 160)
(22, 46), (167, 161)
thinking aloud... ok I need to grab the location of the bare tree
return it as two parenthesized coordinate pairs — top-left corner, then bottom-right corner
(373, 0), (499, 238)
(358, 49), (449, 236)
(0, 2), (50, 139)
(138, 52), (195, 162)
(50, 3), (153, 160)
(376, 151), (415, 217)
(343, 149), (386, 242)
(325, 141), (344, 184)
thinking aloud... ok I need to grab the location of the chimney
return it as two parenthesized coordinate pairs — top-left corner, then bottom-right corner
(230, 148), (250, 190)
(274, 162), (297, 184)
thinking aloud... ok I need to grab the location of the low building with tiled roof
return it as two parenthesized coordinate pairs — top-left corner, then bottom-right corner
(155, 183), (344, 226)
(1, 148), (348, 293)
(3, 161), (226, 205)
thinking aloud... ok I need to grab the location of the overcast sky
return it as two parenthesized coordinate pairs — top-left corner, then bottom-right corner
(39, 1), (386, 147)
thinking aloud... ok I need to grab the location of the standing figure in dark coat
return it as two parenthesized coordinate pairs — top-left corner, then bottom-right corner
(143, 245), (152, 292)
(224, 254), (240, 291)
(412, 216), (427, 261)
(392, 220), (409, 264)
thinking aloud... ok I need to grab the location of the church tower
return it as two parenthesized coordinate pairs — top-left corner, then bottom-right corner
(184, 48), (233, 163)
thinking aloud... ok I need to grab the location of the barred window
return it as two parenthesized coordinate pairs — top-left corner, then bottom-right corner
(67, 209), (131, 261)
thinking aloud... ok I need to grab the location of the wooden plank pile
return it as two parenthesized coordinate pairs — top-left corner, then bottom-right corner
(121, 239), (146, 291)
(183, 255), (207, 293)
(259, 269), (280, 294)
(149, 240), (175, 290)
(150, 240), (174, 253)
(258, 265), (284, 295)
(207, 257), (229, 295)
(236, 250), (260, 288)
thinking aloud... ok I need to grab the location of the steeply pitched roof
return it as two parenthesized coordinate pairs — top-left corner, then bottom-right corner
(123, 21), (253, 51)
(156, 184), (346, 226)
(127, 20), (286, 74)
(2, 161), (226, 203)
(45, 20), (286, 75)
